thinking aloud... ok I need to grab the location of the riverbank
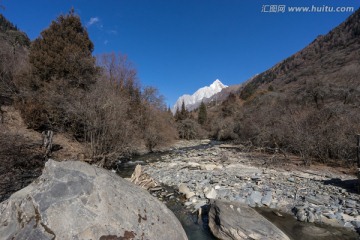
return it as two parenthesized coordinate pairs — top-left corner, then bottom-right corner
(140, 142), (360, 236)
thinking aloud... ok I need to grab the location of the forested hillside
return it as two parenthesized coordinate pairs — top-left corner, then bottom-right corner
(209, 8), (360, 165)
(0, 10), (177, 169)
(0, 14), (29, 105)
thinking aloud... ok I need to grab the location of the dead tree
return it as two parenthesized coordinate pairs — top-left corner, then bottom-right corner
(42, 130), (53, 158)
(357, 134), (360, 192)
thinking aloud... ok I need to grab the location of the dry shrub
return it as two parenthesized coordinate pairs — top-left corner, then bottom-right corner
(142, 107), (177, 152)
(177, 119), (207, 140)
(211, 88), (360, 166)
(75, 79), (140, 165)
(0, 128), (44, 202)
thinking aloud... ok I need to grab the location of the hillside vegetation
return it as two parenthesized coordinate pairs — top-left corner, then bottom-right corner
(0, 10), (177, 169)
(208, 9), (360, 165)
(1, 8), (360, 172)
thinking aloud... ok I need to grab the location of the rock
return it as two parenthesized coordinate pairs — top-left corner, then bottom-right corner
(323, 213), (337, 219)
(0, 160), (187, 240)
(288, 177), (295, 182)
(305, 196), (324, 205)
(201, 164), (218, 171)
(344, 222), (353, 228)
(178, 184), (196, 199)
(205, 188), (217, 199)
(149, 186), (163, 192)
(193, 200), (208, 210)
(217, 189), (231, 200)
(251, 175), (261, 181)
(208, 200), (290, 240)
(261, 191), (272, 206)
(248, 191), (262, 206)
(186, 191), (196, 199)
(179, 183), (191, 195)
(345, 199), (356, 208)
(187, 162), (200, 168)
(201, 139), (211, 145)
(297, 210), (307, 222)
(351, 220), (360, 228)
(294, 205), (307, 212)
(349, 210), (358, 216)
(308, 211), (315, 223)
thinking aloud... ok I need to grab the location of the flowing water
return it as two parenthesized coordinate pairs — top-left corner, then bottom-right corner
(116, 143), (358, 240)
(116, 143), (219, 239)
(256, 208), (358, 240)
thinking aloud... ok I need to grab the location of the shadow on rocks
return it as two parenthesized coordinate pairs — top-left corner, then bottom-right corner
(323, 178), (358, 194)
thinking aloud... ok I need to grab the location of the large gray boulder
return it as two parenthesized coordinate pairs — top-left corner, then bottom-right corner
(0, 159), (187, 240)
(209, 200), (289, 240)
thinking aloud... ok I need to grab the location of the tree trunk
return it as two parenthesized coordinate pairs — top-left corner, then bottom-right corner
(42, 130), (53, 158)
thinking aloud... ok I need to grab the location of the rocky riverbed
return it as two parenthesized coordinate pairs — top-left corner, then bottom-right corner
(139, 143), (360, 235)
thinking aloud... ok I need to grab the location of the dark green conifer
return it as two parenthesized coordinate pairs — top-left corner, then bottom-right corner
(198, 101), (207, 125)
(29, 9), (98, 89)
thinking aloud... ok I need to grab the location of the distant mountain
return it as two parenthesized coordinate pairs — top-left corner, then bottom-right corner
(172, 79), (228, 113)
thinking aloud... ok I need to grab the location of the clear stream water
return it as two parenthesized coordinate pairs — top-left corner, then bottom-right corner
(116, 143), (358, 240)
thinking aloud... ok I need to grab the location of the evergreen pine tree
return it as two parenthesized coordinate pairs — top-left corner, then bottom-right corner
(174, 107), (181, 121)
(198, 101), (207, 125)
(29, 9), (98, 89)
(180, 100), (188, 120)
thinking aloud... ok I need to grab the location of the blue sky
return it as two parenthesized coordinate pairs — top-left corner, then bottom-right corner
(2, 0), (359, 106)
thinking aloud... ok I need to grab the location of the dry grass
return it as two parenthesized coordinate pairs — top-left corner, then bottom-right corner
(1, 105), (87, 161)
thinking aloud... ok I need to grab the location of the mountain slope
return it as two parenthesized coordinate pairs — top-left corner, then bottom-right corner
(240, 9), (360, 100)
(172, 79), (228, 113)
(210, 8), (360, 164)
(0, 14), (30, 105)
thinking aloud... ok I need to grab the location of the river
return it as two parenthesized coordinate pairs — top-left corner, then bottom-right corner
(116, 142), (359, 240)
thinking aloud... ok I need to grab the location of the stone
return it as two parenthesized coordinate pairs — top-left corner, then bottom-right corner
(345, 199), (356, 208)
(288, 177), (295, 182)
(305, 196), (324, 205)
(261, 191), (272, 206)
(149, 186), (163, 192)
(0, 160), (187, 240)
(248, 191), (262, 206)
(351, 220), (360, 228)
(179, 183), (192, 196)
(187, 162), (200, 168)
(193, 200), (208, 210)
(307, 211), (315, 223)
(294, 205), (307, 212)
(344, 222), (353, 228)
(186, 191), (196, 199)
(324, 213), (337, 219)
(297, 210), (307, 222)
(251, 175), (261, 181)
(208, 200), (290, 240)
(205, 188), (217, 199)
(217, 189), (231, 200)
(201, 164), (218, 171)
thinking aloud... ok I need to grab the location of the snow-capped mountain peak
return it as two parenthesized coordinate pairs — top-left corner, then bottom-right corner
(172, 79), (228, 113)
(210, 79), (226, 90)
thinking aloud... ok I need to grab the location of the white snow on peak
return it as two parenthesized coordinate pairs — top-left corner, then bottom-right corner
(172, 79), (228, 114)
(210, 79), (226, 90)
